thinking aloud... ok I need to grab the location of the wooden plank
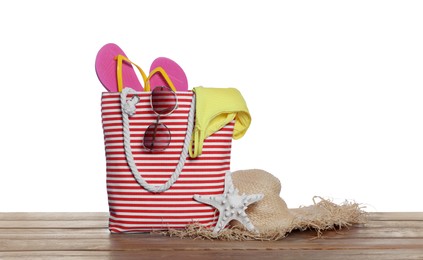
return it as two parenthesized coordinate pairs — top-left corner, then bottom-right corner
(369, 212), (423, 221)
(1, 225), (423, 240)
(1, 249), (423, 260)
(286, 226), (423, 239)
(1, 212), (423, 259)
(363, 221), (423, 228)
(2, 220), (423, 239)
(0, 229), (110, 239)
(0, 220), (107, 229)
(1, 235), (423, 251)
(0, 212), (108, 229)
(0, 212), (109, 221)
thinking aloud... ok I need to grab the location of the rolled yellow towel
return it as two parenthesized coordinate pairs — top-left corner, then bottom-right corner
(190, 87), (251, 158)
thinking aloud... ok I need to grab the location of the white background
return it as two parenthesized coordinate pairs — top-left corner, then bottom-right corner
(0, 1), (422, 212)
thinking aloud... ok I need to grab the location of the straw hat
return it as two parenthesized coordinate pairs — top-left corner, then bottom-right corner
(230, 169), (365, 237)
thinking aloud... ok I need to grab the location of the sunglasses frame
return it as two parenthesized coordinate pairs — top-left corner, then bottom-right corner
(142, 86), (178, 152)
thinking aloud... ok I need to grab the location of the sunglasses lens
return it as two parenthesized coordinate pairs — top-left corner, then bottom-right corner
(143, 123), (171, 151)
(151, 86), (177, 115)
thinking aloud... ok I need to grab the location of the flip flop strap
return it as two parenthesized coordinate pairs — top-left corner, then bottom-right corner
(116, 55), (177, 92)
(120, 87), (195, 193)
(116, 55), (148, 92)
(144, 67), (177, 92)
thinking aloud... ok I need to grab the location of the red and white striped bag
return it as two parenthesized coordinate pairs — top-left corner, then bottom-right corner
(101, 88), (234, 232)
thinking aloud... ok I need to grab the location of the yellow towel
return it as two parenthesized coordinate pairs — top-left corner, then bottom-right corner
(189, 87), (251, 158)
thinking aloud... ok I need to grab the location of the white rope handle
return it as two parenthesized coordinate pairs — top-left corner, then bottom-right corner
(120, 87), (196, 193)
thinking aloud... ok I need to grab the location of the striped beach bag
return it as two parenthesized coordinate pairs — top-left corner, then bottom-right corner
(101, 87), (234, 232)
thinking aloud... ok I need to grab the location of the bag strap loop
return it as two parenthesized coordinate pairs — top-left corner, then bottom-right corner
(120, 87), (195, 193)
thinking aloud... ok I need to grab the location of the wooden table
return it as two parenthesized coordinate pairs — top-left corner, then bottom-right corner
(0, 212), (422, 259)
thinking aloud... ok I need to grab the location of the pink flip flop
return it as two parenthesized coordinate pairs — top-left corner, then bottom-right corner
(148, 57), (188, 91)
(95, 43), (144, 92)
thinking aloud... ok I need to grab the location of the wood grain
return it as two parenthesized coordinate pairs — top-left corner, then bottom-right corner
(0, 212), (422, 259)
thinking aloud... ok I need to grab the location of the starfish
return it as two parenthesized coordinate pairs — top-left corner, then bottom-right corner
(193, 171), (264, 234)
